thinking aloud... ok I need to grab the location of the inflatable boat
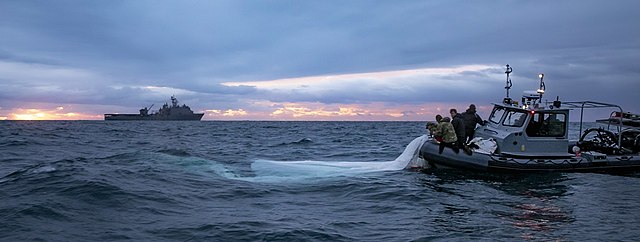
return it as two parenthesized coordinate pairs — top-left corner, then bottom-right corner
(419, 65), (640, 173)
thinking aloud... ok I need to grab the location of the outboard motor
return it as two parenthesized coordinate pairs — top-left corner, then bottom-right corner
(577, 128), (620, 155)
(621, 130), (640, 153)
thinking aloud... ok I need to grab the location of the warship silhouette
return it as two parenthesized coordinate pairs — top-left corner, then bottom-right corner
(104, 96), (204, 121)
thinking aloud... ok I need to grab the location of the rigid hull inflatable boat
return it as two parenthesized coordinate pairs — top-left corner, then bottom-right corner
(419, 65), (640, 172)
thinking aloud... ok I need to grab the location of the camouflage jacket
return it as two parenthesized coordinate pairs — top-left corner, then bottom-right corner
(436, 122), (458, 143)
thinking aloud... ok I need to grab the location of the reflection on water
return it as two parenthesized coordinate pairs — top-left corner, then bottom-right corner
(508, 202), (572, 240)
(424, 170), (575, 241)
(493, 174), (575, 241)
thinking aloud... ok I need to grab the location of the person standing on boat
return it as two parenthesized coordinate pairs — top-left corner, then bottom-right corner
(462, 104), (484, 143)
(450, 109), (466, 143)
(451, 109), (472, 155)
(435, 116), (459, 154)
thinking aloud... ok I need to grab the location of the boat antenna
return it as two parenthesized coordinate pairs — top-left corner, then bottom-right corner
(505, 64), (513, 97)
(537, 73), (545, 102)
(503, 64), (513, 104)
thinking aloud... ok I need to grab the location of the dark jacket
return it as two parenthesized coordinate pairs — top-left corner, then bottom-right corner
(462, 109), (483, 133)
(451, 113), (466, 139)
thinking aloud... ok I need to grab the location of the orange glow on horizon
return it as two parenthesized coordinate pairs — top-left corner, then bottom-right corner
(205, 109), (249, 117)
(196, 102), (489, 121)
(258, 102), (466, 121)
(1, 102), (490, 121)
(3, 107), (102, 120)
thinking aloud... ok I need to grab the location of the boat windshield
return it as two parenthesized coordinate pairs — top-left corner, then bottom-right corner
(489, 106), (507, 124)
(502, 110), (529, 127)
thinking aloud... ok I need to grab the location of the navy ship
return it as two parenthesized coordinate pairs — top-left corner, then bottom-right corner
(104, 96), (204, 121)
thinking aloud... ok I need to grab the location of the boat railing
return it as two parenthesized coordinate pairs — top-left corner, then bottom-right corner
(560, 101), (623, 132)
(560, 101), (633, 149)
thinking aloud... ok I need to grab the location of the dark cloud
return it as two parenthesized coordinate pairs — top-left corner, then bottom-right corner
(0, 0), (639, 118)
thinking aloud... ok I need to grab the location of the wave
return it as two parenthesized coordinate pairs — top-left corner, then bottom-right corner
(157, 148), (191, 157)
(0, 139), (44, 147)
(212, 135), (428, 183)
(0, 163), (59, 184)
(272, 137), (314, 147)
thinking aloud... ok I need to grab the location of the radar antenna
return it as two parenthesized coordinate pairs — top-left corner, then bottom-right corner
(503, 64), (514, 104)
(171, 95), (178, 107)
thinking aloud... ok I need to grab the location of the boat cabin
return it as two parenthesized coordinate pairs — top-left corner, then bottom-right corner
(472, 68), (573, 158)
(475, 103), (570, 158)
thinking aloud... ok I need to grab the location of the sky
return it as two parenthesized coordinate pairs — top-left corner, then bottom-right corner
(0, 0), (638, 121)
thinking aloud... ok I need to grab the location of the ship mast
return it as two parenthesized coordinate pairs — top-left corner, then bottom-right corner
(171, 95), (178, 107)
(503, 64), (513, 105)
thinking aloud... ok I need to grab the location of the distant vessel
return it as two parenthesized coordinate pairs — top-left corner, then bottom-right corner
(104, 96), (204, 121)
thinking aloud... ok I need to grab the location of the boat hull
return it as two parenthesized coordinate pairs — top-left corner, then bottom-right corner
(104, 113), (204, 121)
(419, 139), (640, 173)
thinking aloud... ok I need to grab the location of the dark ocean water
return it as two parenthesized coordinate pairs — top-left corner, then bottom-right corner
(1, 121), (639, 241)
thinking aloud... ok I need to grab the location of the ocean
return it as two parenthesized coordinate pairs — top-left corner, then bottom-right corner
(1, 121), (639, 241)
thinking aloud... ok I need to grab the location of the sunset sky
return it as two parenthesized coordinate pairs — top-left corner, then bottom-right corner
(1, 0), (638, 121)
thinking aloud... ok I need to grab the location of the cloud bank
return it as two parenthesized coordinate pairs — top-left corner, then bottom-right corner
(0, 0), (638, 120)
